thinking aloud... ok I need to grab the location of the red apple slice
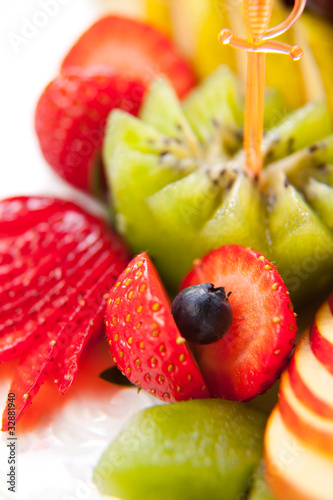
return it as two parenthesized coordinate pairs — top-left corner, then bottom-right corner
(310, 295), (333, 375)
(279, 370), (333, 454)
(265, 407), (333, 500)
(288, 329), (333, 418)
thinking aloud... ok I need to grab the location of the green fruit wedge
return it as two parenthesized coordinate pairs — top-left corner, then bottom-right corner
(262, 101), (332, 164)
(182, 66), (242, 146)
(103, 67), (333, 306)
(267, 171), (333, 302)
(248, 462), (274, 500)
(199, 173), (269, 259)
(93, 399), (267, 500)
(261, 134), (333, 190)
(304, 178), (333, 230)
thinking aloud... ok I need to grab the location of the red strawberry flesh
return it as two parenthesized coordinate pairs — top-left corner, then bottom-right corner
(105, 252), (210, 402)
(181, 245), (297, 401)
(0, 196), (130, 430)
(61, 16), (196, 99)
(3, 263), (117, 428)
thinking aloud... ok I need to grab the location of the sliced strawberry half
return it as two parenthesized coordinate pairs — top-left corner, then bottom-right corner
(181, 245), (297, 401)
(105, 252), (210, 402)
(35, 68), (145, 194)
(0, 196), (130, 430)
(61, 16), (197, 99)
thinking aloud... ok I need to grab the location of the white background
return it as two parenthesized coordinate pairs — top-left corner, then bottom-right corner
(0, 0), (143, 205)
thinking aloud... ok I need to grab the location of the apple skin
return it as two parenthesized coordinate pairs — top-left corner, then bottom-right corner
(288, 331), (333, 418)
(309, 294), (333, 375)
(264, 293), (333, 500)
(264, 407), (333, 500)
(278, 370), (333, 454)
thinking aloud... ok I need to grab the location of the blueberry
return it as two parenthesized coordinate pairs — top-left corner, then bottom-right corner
(171, 283), (233, 345)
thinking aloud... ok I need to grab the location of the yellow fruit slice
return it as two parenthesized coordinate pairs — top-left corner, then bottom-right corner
(299, 11), (333, 118)
(144, 0), (172, 35)
(265, 0), (306, 109)
(143, 0), (333, 117)
(170, 0), (237, 78)
(227, 0), (308, 109)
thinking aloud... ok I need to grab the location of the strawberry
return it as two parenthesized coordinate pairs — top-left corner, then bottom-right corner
(0, 196), (130, 430)
(61, 16), (197, 99)
(105, 252), (210, 402)
(181, 245), (297, 401)
(35, 68), (145, 193)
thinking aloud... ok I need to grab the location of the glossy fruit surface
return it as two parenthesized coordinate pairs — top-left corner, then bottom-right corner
(103, 68), (333, 307)
(61, 16), (197, 99)
(181, 245), (297, 401)
(94, 399), (267, 500)
(35, 68), (145, 194)
(105, 252), (210, 402)
(171, 283), (233, 345)
(0, 196), (130, 430)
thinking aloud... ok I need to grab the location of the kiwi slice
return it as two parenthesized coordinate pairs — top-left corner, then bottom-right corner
(93, 399), (267, 500)
(262, 100), (331, 164)
(248, 461), (274, 500)
(103, 66), (333, 305)
(261, 134), (333, 190)
(199, 173), (269, 259)
(267, 171), (333, 302)
(182, 66), (242, 147)
(304, 178), (333, 230)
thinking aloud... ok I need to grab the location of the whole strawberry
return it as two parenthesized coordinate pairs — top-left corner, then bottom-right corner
(61, 16), (197, 98)
(0, 196), (130, 430)
(35, 68), (145, 193)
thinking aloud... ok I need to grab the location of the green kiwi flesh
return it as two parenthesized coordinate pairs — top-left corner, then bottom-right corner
(103, 66), (333, 306)
(93, 399), (267, 500)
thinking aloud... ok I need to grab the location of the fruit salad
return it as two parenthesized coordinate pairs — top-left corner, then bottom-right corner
(1, 0), (333, 499)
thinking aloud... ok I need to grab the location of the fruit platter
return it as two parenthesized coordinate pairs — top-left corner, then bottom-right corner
(1, 0), (333, 499)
